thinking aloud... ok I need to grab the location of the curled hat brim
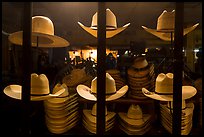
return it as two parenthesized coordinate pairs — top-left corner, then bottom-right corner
(142, 86), (197, 101)
(78, 22), (130, 38)
(142, 23), (199, 41)
(76, 84), (128, 101)
(3, 84), (64, 101)
(8, 31), (70, 47)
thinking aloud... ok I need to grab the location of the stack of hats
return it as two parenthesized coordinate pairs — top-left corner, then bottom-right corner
(142, 73), (197, 135)
(106, 69), (126, 91)
(118, 104), (153, 135)
(82, 103), (116, 134)
(127, 56), (155, 99)
(44, 83), (79, 134)
(160, 102), (195, 135)
(62, 68), (93, 92)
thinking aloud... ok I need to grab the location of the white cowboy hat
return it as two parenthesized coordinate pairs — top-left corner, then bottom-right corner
(118, 104), (152, 127)
(78, 8), (130, 38)
(8, 16), (70, 47)
(142, 10), (199, 41)
(142, 73), (197, 102)
(76, 73), (128, 101)
(3, 73), (64, 101)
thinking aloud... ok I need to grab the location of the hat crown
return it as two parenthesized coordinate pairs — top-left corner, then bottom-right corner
(91, 8), (117, 30)
(91, 73), (116, 94)
(32, 16), (54, 35)
(132, 56), (148, 69)
(91, 103), (108, 116)
(127, 105), (143, 119)
(157, 10), (175, 31)
(31, 73), (50, 95)
(155, 73), (173, 94)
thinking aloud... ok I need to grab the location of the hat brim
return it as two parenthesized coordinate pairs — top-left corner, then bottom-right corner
(76, 84), (128, 101)
(118, 113), (151, 127)
(78, 22), (130, 38)
(3, 84), (64, 101)
(142, 23), (199, 41)
(8, 31), (70, 47)
(142, 86), (197, 101)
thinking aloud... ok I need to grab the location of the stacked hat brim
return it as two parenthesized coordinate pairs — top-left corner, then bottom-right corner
(159, 103), (194, 135)
(106, 69), (126, 91)
(118, 113), (152, 135)
(82, 108), (116, 134)
(127, 63), (155, 99)
(44, 87), (79, 134)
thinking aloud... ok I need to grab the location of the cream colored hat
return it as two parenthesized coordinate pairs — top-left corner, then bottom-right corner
(142, 10), (199, 41)
(132, 57), (148, 69)
(3, 73), (64, 101)
(83, 103), (116, 124)
(118, 104), (151, 127)
(142, 73), (197, 102)
(78, 8), (130, 38)
(8, 16), (69, 47)
(76, 73), (128, 101)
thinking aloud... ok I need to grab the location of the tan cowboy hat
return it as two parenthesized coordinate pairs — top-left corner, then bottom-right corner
(132, 56), (148, 69)
(83, 103), (116, 124)
(118, 104), (152, 127)
(78, 8), (130, 38)
(142, 73), (197, 102)
(3, 73), (64, 101)
(76, 73), (128, 101)
(142, 10), (199, 41)
(8, 16), (70, 47)
(62, 68), (89, 87)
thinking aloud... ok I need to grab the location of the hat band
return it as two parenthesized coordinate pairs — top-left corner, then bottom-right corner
(31, 93), (49, 96)
(55, 95), (69, 98)
(154, 91), (173, 95)
(91, 25), (117, 30)
(132, 64), (150, 71)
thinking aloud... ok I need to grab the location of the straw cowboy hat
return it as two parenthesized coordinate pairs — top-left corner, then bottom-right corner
(76, 73), (128, 101)
(8, 16), (70, 47)
(3, 73), (64, 101)
(142, 10), (199, 41)
(78, 8), (130, 38)
(118, 104), (152, 127)
(62, 68), (89, 87)
(142, 73), (197, 108)
(83, 103), (116, 124)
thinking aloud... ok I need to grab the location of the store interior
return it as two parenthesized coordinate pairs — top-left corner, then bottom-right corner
(1, 2), (202, 135)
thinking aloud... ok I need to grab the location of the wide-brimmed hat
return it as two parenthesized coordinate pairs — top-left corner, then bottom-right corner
(142, 73), (197, 102)
(78, 8), (130, 38)
(62, 68), (89, 87)
(76, 73), (128, 101)
(3, 73), (64, 101)
(132, 57), (148, 69)
(8, 16), (69, 47)
(118, 104), (151, 127)
(83, 103), (116, 124)
(142, 10), (199, 41)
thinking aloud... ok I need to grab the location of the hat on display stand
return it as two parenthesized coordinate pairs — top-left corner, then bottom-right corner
(8, 16), (69, 47)
(142, 10), (199, 41)
(78, 8), (130, 38)
(76, 73), (128, 101)
(3, 73), (64, 101)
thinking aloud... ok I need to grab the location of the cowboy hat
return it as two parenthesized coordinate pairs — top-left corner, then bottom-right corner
(132, 56), (148, 69)
(83, 103), (116, 124)
(142, 10), (199, 41)
(62, 68), (89, 87)
(118, 104), (152, 127)
(142, 73), (197, 102)
(76, 73), (128, 101)
(3, 73), (64, 101)
(78, 8), (130, 38)
(8, 16), (69, 47)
